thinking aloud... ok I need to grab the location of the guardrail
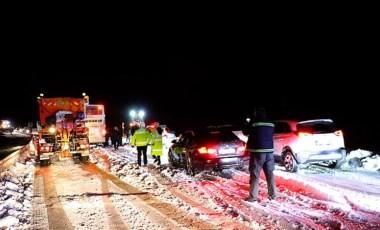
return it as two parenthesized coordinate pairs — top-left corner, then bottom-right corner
(0, 141), (33, 171)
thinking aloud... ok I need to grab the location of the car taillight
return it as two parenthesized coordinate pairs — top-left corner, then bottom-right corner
(335, 130), (343, 136)
(102, 129), (106, 135)
(80, 144), (89, 149)
(298, 132), (312, 138)
(237, 145), (245, 152)
(41, 146), (52, 151)
(198, 147), (217, 154)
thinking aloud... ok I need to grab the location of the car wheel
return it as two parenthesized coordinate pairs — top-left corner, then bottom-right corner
(168, 149), (178, 168)
(329, 158), (346, 169)
(283, 150), (299, 173)
(328, 150), (347, 169)
(168, 150), (174, 165)
(185, 155), (195, 176)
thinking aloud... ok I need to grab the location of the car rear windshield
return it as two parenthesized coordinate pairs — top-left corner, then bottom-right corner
(297, 121), (337, 134)
(196, 130), (239, 143)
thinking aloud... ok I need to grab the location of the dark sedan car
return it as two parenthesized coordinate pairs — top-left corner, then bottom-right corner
(168, 126), (249, 175)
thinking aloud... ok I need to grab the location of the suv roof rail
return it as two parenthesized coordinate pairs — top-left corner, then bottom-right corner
(299, 119), (333, 124)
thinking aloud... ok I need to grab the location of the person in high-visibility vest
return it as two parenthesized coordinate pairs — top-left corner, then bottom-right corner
(151, 126), (163, 165)
(131, 122), (151, 166)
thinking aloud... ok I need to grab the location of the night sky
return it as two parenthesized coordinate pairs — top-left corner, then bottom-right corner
(1, 55), (378, 152)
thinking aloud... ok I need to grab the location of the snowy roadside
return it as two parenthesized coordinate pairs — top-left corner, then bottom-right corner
(1, 143), (379, 229)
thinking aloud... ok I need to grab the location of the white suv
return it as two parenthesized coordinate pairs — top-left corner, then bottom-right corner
(273, 119), (346, 172)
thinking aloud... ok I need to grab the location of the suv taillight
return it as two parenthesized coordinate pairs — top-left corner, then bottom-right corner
(237, 145), (245, 152)
(298, 132), (312, 138)
(335, 130), (343, 136)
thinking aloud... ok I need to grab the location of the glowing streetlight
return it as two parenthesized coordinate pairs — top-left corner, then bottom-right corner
(82, 92), (89, 104)
(129, 109), (145, 122)
(130, 110), (136, 119)
(138, 111), (145, 119)
(37, 93), (44, 100)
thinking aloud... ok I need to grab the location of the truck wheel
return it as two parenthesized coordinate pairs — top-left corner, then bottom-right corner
(81, 156), (89, 163)
(41, 159), (49, 167)
(73, 157), (80, 164)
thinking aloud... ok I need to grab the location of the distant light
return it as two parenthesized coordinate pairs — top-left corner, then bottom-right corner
(0, 120), (11, 129)
(138, 111), (145, 118)
(49, 127), (56, 133)
(130, 110), (136, 117)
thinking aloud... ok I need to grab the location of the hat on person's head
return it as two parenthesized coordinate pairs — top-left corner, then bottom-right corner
(253, 107), (266, 117)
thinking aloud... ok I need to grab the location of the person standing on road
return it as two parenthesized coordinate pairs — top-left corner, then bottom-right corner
(111, 126), (122, 151)
(149, 122), (160, 162)
(243, 107), (277, 202)
(130, 122), (151, 166)
(151, 126), (163, 165)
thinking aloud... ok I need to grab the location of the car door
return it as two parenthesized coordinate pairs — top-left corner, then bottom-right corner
(170, 131), (194, 164)
(273, 121), (294, 160)
(273, 121), (286, 158)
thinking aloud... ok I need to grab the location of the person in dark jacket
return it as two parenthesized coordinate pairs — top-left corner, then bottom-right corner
(110, 126), (122, 151)
(243, 107), (277, 202)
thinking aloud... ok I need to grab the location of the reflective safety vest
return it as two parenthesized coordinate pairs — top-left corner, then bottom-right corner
(151, 132), (163, 156)
(246, 120), (274, 153)
(131, 127), (151, 147)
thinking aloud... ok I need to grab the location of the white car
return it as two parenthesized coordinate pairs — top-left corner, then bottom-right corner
(273, 119), (346, 172)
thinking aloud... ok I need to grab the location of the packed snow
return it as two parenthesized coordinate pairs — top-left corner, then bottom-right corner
(1, 140), (380, 229)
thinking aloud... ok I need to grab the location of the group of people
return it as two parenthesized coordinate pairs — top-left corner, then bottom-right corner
(110, 106), (277, 202)
(108, 121), (167, 167)
(130, 122), (163, 167)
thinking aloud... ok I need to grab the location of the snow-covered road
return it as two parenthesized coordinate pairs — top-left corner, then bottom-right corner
(1, 143), (379, 229)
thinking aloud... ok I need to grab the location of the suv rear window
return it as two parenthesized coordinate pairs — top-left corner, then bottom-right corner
(297, 121), (336, 134)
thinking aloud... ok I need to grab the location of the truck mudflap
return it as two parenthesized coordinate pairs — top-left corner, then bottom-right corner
(71, 150), (90, 162)
(39, 152), (54, 166)
(39, 151), (54, 160)
(81, 150), (90, 163)
(40, 155), (50, 160)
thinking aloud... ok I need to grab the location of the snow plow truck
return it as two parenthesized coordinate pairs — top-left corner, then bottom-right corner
(35, 94), (92, 165)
